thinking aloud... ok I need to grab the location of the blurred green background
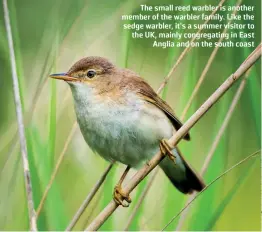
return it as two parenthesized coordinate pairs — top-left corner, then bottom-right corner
(0, 0), (261, 231)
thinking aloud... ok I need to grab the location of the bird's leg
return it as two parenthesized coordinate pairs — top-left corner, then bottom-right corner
(113, 165), (132, 207)
(159, 139), (176, 164)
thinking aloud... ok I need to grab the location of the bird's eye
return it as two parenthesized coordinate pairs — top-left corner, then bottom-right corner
(87, 70), (96, 78)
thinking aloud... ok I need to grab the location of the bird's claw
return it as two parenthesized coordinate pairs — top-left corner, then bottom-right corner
(113, 184), (131, 207)
(159, 139), (176, 164)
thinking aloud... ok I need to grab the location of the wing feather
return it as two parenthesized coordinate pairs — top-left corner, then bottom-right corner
(120, 72), (190, 140)
(137, 87), (190, 141)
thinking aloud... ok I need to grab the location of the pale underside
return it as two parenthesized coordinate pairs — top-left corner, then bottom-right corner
(69, 81), (185, 171)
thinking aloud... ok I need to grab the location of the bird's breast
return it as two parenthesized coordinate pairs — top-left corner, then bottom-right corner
(69, 82), (173, 167)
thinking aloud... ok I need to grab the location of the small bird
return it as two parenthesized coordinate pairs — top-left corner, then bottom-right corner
(50, 56), (205, 206)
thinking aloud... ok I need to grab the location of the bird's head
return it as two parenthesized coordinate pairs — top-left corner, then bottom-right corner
(49, 56), (116, 86)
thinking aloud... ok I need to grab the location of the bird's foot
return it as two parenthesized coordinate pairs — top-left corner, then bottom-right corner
(113, 184), (131, 207)
(159, 139), (176, 164)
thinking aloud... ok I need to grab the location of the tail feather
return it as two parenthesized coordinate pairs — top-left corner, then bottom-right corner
(160, 148), (205, 194)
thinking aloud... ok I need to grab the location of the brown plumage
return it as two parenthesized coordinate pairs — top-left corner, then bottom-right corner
(50, 56), (205, 196)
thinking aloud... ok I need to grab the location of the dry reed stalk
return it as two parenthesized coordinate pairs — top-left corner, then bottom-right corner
(85, 44), (261, 231)
(3, 0), (37, 230)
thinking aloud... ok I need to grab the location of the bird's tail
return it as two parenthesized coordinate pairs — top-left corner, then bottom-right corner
(159, 148), (205, 194)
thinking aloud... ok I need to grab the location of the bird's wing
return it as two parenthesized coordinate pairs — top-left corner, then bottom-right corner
(136, 80), (190, 141)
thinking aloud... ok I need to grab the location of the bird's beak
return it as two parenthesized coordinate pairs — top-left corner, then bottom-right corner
(49, 73), (78, 82)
